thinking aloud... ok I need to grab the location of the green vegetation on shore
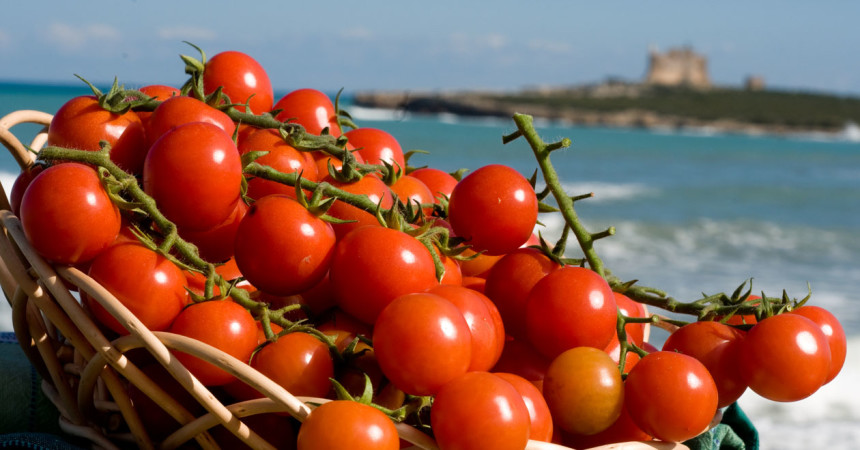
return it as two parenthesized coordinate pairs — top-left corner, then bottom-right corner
(495, 86), (860, 130)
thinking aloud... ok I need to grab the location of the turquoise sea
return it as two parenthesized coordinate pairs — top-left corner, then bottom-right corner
(1, 82), (859, 449)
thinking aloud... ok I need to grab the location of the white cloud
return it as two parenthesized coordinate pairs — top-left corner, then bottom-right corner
(156, 26), (217, 42)
(46, 23), (121, 51)
(341, 27), (374, 40)
(449, 32), (509, 54)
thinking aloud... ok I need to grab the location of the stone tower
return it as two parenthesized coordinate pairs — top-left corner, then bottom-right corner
(645, 46), (711, 89)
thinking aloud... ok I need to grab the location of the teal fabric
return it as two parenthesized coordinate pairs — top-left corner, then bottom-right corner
(685, 402), (759, 450)
(0, 332), (61, 435)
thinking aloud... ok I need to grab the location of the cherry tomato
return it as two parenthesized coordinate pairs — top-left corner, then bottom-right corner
(790, 305), (846, 383)
(739, 313), (831, 402)
(484, 247), (560, 340)
(448, 164), (538, 255)
(10, 164), (43, 216)
(85, 242), (188, 335)
(543, 346), (624, 435)
(372, 293), (471, 396)
(408, 167), (458, 203)
(525, 266), (617, 360)
(145, 95), (235, 146)
(20, 163), (121, 265)
(203, 50), (273, 114)
(136, 84), (180, 124)
(613, 292), (647, 345)
(430, 371), (530, 450)
(329, 226), (438, 325)
(625, 351), (718, 442)
(234, 195), (336, 296)
(296, 400), (398, 450)
(239, 128), (319, 200)
(251, 331), (334, 398)
(457, 248), (503, 278)
(562, 401), (651, 449)
(47, 95), (148, 175)
(662, 321), (746, 407)
(167, 299), (257, 386)
(389, 174), (434, 216)
(274, 89), (341, 137)
(460, 275), (487, 293)
(494, 372), (554, 443)
(427, 284), (505, 371)
(344, 128), (405, 170)
(322, 174), (393, 240)
(143, 122), (243, 231)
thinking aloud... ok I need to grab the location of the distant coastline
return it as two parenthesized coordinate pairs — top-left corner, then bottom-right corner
(352, 82), (860, 139)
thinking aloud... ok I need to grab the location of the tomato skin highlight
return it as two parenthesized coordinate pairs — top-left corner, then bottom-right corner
(543, 346), (624, 436)
(372, 293), (471, 396)
(167, 299), (258, 386)
(625, 351), (718, 443)
(233, 195), (336, 296)
(662, 320), (747, 407)
(203, 50), (273, 115)
(739, 313), (831, 402)
(296, 400), (399, 450)
(525, 266), (618, 360)
(430, 371), (531, 450)
(330, 226), (438, 325)
(448, 164), (538, 255)
(143, 121), (243, 231)
(790, 305), (846, 384)
(20, 163), (121, 265)
(85, 242), (188, 335)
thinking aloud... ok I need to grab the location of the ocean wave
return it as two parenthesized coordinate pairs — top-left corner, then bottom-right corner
(535, 181), (659, 203)
(347, 105), (411, 122)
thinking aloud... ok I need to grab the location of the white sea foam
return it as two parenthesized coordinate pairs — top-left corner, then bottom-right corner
(535, 181), (658, 203)
(347, 105), (410, 122)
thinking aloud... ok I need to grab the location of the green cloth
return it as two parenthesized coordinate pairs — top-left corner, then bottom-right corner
(685, 402), (759, 450)
(0, 332), (61, 435)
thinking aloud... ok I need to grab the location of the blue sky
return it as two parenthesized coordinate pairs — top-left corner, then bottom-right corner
(1, 1), (859, 96)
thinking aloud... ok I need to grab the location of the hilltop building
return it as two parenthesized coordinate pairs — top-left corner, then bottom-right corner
(645, 46), (711, 89)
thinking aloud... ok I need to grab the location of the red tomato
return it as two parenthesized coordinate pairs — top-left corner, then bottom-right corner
(525, 266), (618, 360)
(10, 164), (43, 216)
(85, 242), (188, 335)
(251, 332), (334, 398)
(47, 95), (148, 175)
(233, 195), (336, 296)
(296, 400), (398, 450)
(20, 163), (121, 265)
(167, 299), (257, 386)
(438, 249), (463, 286)
(430, 371), (530, 450)
(494, 372), (554, 443)
(457, 248), (502, 278)
(389, 174), (434, 216)
(145, 95), (235, 146)
(448, 164), (538, 255)
(613, 292), (647, 345)
(203, 50), (273, 114)
(143, 122), (243, 231)
(491, 338), (551, 392)
(329, 226), (438, 325)
(460, 275), (487, 293)
(426, 284), (505, 371)
(239, 128), (319, 199)
(625, 351), (718, 442)
(662, 321), (747, 407)
(322, 174), (393, 240)
(344, 128), (405, 170)
(543, 346), (624, 435)
(739, 313), (831, 402)
(316, 309), (373, 351)
(790, 305), (846, 383)
(274, 89), (341, 137)
(603, 337), (642, 374)
(136, 84), (180, 124)
(372, 293), (471, 395)
(408, 167), (458, 203)
(484, 247), (560, 340)
(179, 199), (248, 263)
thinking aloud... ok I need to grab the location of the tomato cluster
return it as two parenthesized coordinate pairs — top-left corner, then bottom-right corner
(10, 46), (847, 450)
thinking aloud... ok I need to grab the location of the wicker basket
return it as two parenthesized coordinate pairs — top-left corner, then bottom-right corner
(0, 110), (690, 450)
